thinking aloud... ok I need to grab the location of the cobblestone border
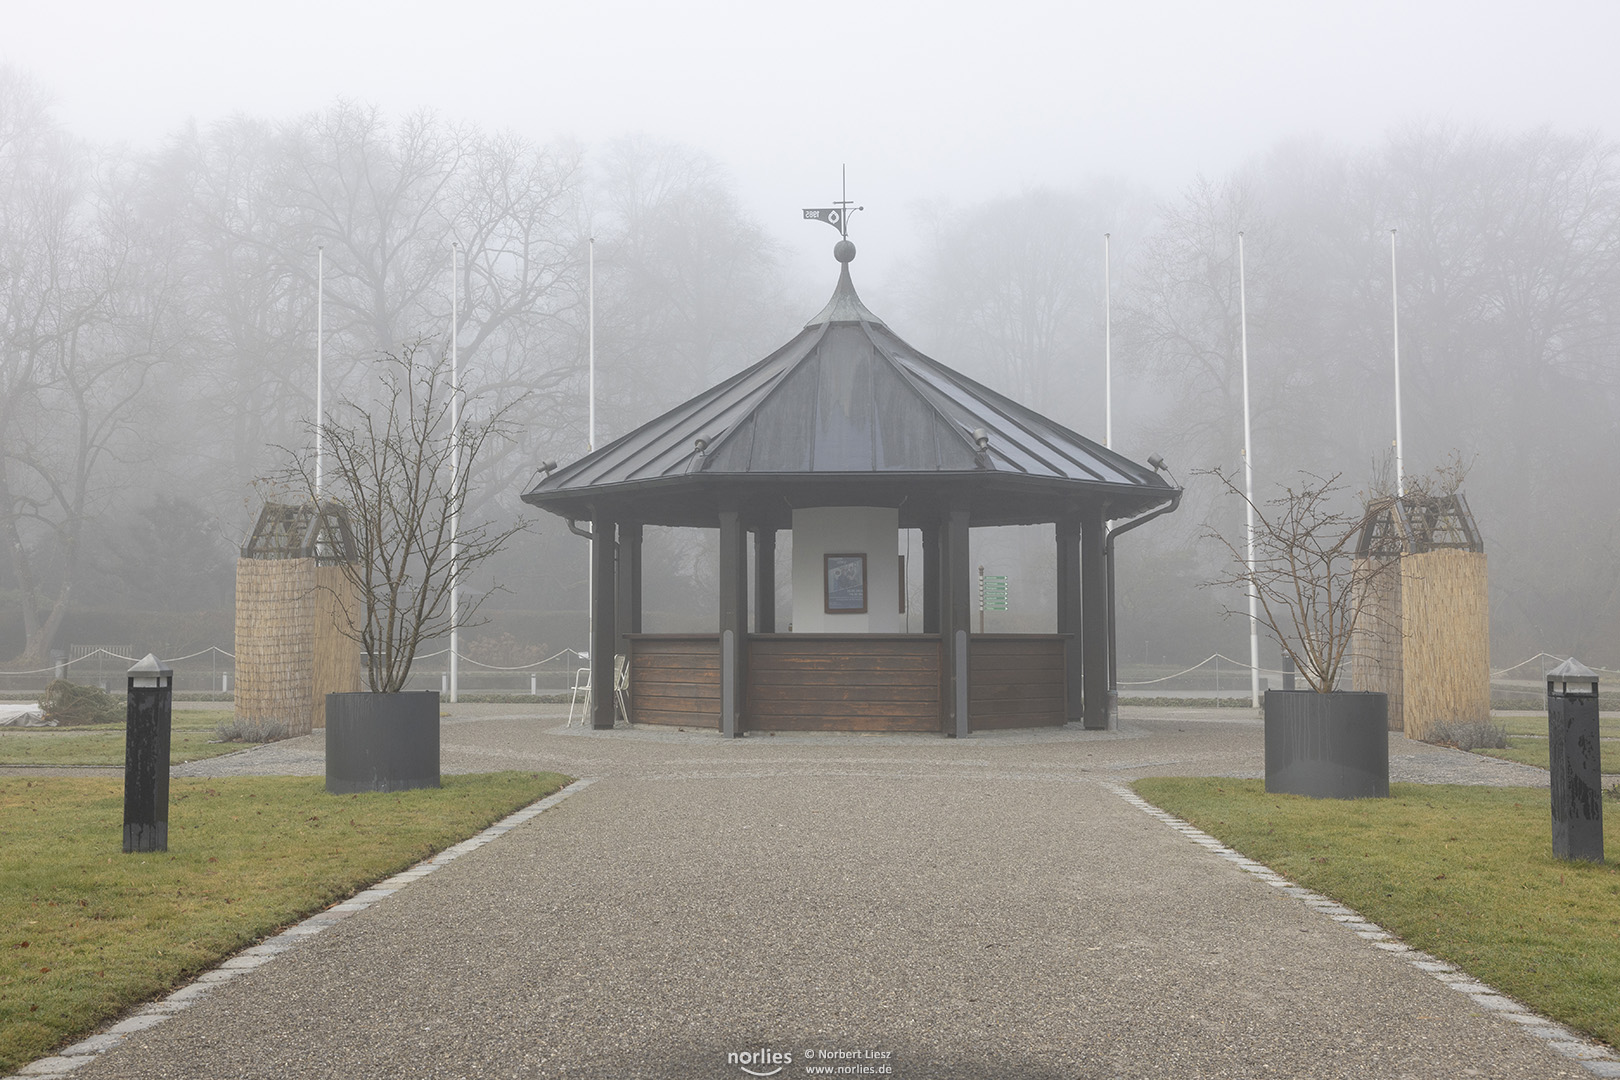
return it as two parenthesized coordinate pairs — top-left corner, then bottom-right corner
(10, 777), (598, 1078)
(1104, 781), (1620, 1078)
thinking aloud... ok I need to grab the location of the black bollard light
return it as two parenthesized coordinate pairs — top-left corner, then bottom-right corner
(124, 654), (173, 853)
(1546, 658), (1603, 863)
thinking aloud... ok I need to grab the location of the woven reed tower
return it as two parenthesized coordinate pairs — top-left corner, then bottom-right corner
(234, 503), (363, 735)
(1351, 493), (1489, 739)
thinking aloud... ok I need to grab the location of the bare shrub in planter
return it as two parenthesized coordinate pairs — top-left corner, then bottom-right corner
(273, 342), (527, 793)
(1200, 468), (1396, 691)
(1202, 468), (1399, 798)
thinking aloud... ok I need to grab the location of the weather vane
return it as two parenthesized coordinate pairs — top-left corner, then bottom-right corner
(802, 164), (863, 239)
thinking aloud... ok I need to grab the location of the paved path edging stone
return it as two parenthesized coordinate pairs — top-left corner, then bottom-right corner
(8, 778), (597, 1079)
(1105, 781), (1620, 1079)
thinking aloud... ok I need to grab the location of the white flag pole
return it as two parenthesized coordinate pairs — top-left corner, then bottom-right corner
(586, 237), (595, 672)
(316, 246), (323, 498)
(1104, 232), (1112, 449)
(589, 237), (596, 452)
(1391, 228), (1404, 497)
(450, 241), (460, 704)
(1238, 232), (1260, 708)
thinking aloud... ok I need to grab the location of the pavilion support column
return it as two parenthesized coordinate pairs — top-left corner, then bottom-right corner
(1080, 504), (1111, 730)
(616, 522), (643, 659)
(922, 525), (940, 634)
(589, 512), (618, 731)
(753, 527), (776, 633)
(718, 509), (748, 737)
(938, 509), (971, 737)
(1056, 518), (1084, 726)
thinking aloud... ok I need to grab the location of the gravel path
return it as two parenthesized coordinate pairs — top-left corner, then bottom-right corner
(43, 706), (1609, 1079)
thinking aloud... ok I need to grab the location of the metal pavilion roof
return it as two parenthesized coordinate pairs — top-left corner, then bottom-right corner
(522, 248), (1178, 529)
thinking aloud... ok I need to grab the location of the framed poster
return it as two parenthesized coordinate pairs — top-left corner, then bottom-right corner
(824, 553), (868, 614)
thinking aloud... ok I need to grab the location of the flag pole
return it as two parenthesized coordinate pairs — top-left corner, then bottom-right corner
(1104, 232), (1112, 449)
(450, 241), (460, 704)
(589, 236), (596, 451)
(586, 237), (595, 675)
(316, 246), (323, 498)
(1391, 228), (1404, 497)
(1238, 232), (1260, 708)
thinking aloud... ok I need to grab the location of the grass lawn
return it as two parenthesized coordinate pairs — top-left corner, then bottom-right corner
(1477, 715), (1618, 773)
(0, 711), (254, 767)
(1133, 778), (1620, 1049)
(0, 771), (570, 1073)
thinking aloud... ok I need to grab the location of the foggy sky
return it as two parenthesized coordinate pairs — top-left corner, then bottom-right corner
(7, 0), (1619, 279)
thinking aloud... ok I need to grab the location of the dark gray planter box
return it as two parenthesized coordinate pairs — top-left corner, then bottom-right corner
(1264, 690), (1389, 799)
(325, 691), (441, 794)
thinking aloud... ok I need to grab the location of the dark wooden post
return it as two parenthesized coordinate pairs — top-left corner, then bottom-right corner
(1547, 661), (1604, 862)
(590, 511), (617, 730)
(123, 654), (173, 853)
(1106, 540), (1119, 728)
(616, 521), (643, 657)
(938, 509), (971, 737)
(1080, 504), (1110, 730)
(922, 525), (940, 634)
(753, 527), (776, 633)
(718, 509), (748, 737)
(1056, 519), (1084, 726)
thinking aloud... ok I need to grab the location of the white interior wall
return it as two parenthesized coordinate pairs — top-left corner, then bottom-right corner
(789, 507), (901, 632)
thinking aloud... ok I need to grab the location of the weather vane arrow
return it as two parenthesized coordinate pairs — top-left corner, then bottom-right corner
(802, 165), (862, 238)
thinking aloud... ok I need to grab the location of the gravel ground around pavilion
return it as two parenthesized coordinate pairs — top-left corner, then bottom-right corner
(49, 706), (1603, 1079)
(171, 702), (1563, 788)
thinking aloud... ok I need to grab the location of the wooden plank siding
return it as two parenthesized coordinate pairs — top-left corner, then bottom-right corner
(747, 635), (941, 732)
(626, 635), (721, 728)
(968, 635), (1068, 729)
(625, 633), (1068, 733)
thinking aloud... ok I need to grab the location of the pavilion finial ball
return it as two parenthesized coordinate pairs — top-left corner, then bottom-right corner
(834, 239), (856, 264)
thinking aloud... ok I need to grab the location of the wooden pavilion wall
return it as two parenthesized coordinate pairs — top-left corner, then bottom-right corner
(748, 635), (940, 732)
(625, 635), (721, 729)
(626, 633), (1067, 733)
(969, 635), (1067, 729)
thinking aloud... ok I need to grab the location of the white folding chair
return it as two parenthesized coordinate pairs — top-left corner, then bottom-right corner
(566, 666), (591, 727)
(613, 654), (631, 726)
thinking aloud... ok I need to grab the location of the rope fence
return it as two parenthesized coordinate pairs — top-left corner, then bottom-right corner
(1116, 650), (1619, 697)
(0, 644), (592, 697)
(3, 643), (1613, 698)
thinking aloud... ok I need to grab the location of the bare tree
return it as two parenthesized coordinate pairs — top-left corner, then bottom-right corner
(901, 184), (1152, 431)
(277, 341), (527, 693)
(1200, 467), (1396, 692)
(589, 136), (789, 442)
(0, 71), (162, 663)
(149, 115), (315, 498)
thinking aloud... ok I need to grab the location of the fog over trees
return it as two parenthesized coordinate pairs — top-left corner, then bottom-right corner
(2, 65), (1617, 669)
